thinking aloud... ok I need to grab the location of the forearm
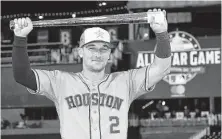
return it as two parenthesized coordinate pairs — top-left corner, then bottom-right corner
(153, 32), (171, 70)
(12, 36), (37, 90)
(145, 32), (171, 89)
(155, 32), (171, 58)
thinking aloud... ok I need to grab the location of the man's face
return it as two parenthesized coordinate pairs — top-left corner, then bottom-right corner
(79, 41), (111, 72)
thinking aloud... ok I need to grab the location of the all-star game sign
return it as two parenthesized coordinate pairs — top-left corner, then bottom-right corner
(136, 31), (221, 97)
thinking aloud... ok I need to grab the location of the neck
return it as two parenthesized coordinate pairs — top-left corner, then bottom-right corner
(81, 69), (106, 83)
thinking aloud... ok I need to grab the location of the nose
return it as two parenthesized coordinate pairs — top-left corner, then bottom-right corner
(94, 52), (102, 58)
(93, 50), (102, 57)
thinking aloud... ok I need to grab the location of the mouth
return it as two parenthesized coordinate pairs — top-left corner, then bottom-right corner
(92, 60), (102, 62)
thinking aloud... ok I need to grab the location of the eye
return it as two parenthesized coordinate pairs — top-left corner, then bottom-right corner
(101, 48), (109, 52)
(103, 45), (109, 48)
(87, 47), (95, 51)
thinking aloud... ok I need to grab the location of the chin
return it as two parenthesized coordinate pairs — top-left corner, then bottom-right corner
(91, 66), (105, 72)
(93, 67), (104, 72)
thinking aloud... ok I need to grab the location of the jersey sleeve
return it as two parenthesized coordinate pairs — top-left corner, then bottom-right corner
(26, 69), (61, 102)
(128, 66), (155, 102)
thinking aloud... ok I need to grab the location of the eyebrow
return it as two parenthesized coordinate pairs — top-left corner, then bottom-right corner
(86, 44), (109, 48)
(86, 44), (96, 47)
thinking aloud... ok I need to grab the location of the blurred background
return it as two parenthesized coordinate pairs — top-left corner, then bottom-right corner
(1, 1), (221, 139)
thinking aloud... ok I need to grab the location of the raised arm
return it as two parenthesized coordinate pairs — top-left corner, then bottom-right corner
(129, 9), (171, 101)
(12, 17), (37, 91)
(148, 9), (171, 88)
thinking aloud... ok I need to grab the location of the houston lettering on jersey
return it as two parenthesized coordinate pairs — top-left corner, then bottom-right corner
(65, 93), (124, 110)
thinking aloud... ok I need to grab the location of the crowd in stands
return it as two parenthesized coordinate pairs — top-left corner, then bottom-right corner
(2, 99), (221, 130)
(2, 111), (221, 130)
(1, 114), (42, 130)
(128, 100), (221, 128)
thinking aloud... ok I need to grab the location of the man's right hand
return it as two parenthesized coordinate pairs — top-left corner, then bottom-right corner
(13, 17), (33, 38)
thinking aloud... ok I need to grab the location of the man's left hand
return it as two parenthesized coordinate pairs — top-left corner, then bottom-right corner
(148, 9), (168, 33)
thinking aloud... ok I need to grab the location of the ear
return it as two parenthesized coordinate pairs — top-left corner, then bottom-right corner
(78, 47), (83, 58)
(108, 52), (112, 60)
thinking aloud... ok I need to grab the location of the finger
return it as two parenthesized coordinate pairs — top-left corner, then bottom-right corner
(158, 9), (161, 12)
(13, 19), (19, 30)
(26, 17), (33, 28)
(18, 18), (22, 28)
(26, 17), (32, 23)
(148, 9), (152, 12)
(14, 18), (18, 24)
(163, 10), (167, 17)
(24, 17), (28, 27)
(150, 16), (155, 24)
(21, 18), (26, 27)
(153, 8), (157, 12)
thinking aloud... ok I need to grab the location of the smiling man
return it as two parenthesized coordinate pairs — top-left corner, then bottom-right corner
(12, 9), (171, 139)
(78, 27), (112, 74)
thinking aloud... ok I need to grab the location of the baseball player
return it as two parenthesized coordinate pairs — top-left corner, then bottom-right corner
(12, 9), (171, 139)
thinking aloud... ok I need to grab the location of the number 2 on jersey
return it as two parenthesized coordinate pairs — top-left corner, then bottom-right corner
(109, 116), (120, 133)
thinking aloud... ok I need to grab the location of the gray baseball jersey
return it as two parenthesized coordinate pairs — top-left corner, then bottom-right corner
(27, 67), (154, 139)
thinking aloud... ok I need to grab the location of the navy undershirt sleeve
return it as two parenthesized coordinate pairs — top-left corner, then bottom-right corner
(12, 36), (37, 91)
